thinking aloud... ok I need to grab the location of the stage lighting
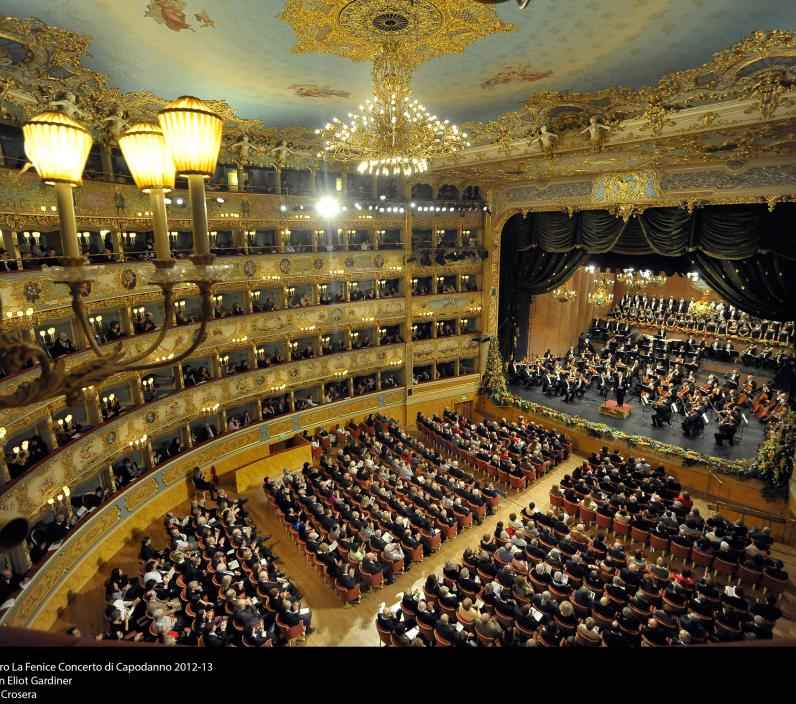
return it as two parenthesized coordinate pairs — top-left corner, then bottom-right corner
(279, 204), (287, 212)
(316, 196), (341, 218)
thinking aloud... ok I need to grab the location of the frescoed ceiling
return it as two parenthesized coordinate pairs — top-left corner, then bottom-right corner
(2, 0), (795, 128)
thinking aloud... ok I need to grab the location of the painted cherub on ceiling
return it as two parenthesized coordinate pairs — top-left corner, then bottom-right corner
(145, 0), (194, 32)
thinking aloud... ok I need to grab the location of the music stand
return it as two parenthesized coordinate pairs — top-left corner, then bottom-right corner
(737, 413), (749, 441)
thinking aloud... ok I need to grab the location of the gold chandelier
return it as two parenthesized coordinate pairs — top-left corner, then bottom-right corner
(616, 269), (666, 292)
(551, 286), (577, 303)
(0, 96), (228, 409)
(315, 45), (470, 176)
(587, 275), (614, 307)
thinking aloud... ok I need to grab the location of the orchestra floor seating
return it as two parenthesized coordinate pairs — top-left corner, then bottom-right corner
(50, 443), (796, 646)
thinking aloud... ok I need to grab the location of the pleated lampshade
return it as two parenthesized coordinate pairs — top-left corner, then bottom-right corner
(118, 122), (176, 192)
(157, 96), (223, 178)
(22, 111), (92, 185)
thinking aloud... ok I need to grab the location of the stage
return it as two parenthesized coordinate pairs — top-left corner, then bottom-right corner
(507, 380), (764, 462)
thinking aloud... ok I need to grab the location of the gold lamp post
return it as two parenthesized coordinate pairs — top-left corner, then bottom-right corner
(157, 96), (223, 261)
(22, 111), (93, 263)
(118, 122), (176, 264)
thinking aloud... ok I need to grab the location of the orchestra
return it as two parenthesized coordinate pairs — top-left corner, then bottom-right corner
(508, 314), (792, 448)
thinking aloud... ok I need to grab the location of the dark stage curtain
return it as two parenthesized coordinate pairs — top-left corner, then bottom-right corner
(498, 203), (796, 358)
(691, 251), (796, 321)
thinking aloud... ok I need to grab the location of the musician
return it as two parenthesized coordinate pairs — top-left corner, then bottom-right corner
(725, 369), (740, 390)
(741, 344), (758, 366)
(682, 398), (707, 438)
(651, 396), (672, 428)
(714, 408), (741, 447)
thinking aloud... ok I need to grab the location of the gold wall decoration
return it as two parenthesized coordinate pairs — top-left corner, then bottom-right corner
(123, 478), (159, 512)
(592, 171), (659, 203)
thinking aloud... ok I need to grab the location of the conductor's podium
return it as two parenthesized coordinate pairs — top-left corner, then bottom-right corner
(599, 400), (632, 419)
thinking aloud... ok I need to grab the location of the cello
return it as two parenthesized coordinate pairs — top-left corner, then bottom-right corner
(751, 387), (770, 415)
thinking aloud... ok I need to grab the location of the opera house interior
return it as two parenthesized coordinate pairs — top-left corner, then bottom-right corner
(0, 0), (795, 657)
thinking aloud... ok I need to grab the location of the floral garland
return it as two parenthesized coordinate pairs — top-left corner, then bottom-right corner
(751, 409), (795, 501)
(480, 340), (758, 480)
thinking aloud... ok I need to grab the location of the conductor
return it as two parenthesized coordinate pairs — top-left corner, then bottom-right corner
(614, 369), (628, 407)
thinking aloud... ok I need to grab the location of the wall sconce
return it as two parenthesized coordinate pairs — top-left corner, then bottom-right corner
(128, 434), (148, 450)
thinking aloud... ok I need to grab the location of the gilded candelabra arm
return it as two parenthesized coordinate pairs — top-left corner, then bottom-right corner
(122, 281), (214, 373)
(120, 283), (178, 366)
(68, 282), (106, 358)
(0, 329), (64, 409)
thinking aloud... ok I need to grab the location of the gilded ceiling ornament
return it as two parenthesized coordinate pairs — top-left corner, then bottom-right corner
(278, 0), (515, 69)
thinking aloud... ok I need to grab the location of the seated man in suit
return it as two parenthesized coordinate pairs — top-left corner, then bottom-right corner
(681, 400), (706, 438)
(434, 613), (458, 643)
(714, 408), (741, 446)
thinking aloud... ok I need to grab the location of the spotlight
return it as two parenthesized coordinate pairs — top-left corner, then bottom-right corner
(399, 207), (404, 213)
(164, 197), (172, 205)
(341, 205), (348, 211)
(316, 195), (341, 218)
(483, 205), (488, 211)
(368, 205), (373, 211)
(435, 207), (441, 212)
(215, 197), (225, 204)
(379, 195), (386, 201)
(175, 197), (184, 205)
(279, 204), (287, 212)
(410, 202), (416, 209)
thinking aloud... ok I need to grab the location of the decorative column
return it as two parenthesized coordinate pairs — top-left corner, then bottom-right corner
(4, 230), (22, 270)
(0, 456), (11, 486)
(371, 173), (379, 199)
(85, 387), (103, 426)
(101, 464), (117, 494)
(109, 230), (124, 262)
(100, 144), (114, 182)
(274, 167), (283, 195)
